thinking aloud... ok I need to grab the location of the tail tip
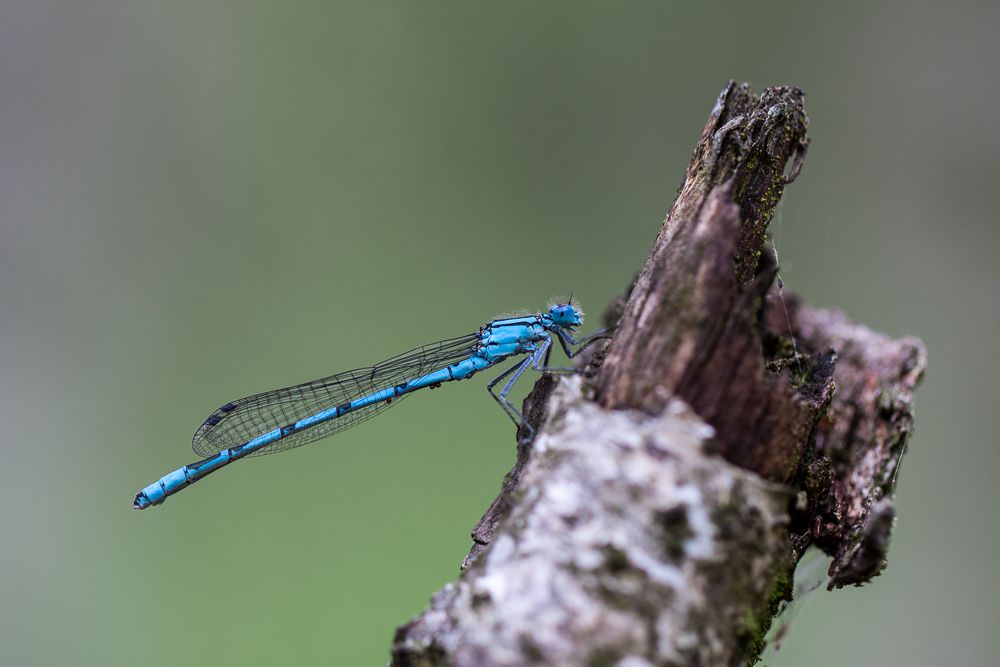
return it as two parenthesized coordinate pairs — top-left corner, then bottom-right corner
(133, 492), (151, 510)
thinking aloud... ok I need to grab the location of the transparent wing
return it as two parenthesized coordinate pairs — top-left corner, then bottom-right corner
(191, 333), (480, 457)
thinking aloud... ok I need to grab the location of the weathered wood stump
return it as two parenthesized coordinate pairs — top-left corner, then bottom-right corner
(391, 81), (926, 667)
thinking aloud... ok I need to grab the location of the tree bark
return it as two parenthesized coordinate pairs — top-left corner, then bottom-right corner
(391, 82), (927, 667)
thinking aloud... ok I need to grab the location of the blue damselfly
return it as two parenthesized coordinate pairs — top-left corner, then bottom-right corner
(133, 301), (610, 509)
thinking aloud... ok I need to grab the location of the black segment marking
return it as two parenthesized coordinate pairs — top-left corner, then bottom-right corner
(281, 423), (296, 436)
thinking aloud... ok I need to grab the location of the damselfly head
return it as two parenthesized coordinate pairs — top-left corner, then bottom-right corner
(546, 302), (583, 329)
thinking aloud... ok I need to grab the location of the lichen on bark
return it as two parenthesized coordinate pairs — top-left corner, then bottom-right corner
(395, 379), (794, 666)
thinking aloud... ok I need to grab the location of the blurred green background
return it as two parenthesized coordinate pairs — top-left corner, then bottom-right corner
(1, 1), (996, 665)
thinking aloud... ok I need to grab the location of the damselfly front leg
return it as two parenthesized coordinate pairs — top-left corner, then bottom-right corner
(534, 326), (615, 372)
(556, 326), (614, 357)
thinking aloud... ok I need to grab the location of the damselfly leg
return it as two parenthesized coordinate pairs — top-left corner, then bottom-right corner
(487, 355), (534, 427)
(533, 326), (615, 372)
(556, 326), (614, 357)
(487, 344), (552, 438)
